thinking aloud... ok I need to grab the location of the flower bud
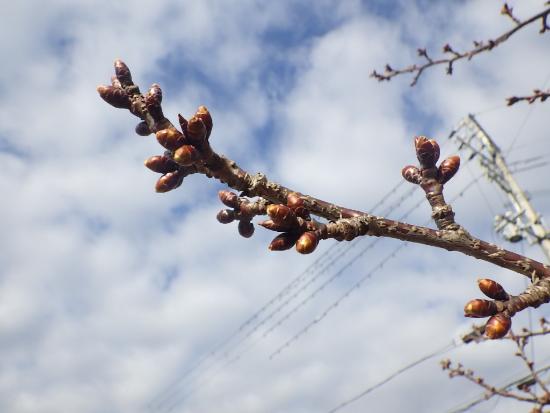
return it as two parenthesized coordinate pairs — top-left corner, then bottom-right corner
(485, 314), (511, 339)
(238, 220), (255, 238)
(438, 156), (460, 184)
(178, 114), (188, 134)
(155, 171), (183, 193)
(415, 136), (440, 168)
(464, 299), (498, 318)
(195, 106), (213, 138)
(269, 233), (301, 251)
(144, 155), (179, 174)
(286, 193), (309, 219)
(135, 121), (151, 136)
(114, 59), (133, 86)
(219, 190), (239, 208)
(267, 204), (296, 226)
(296, 231), (319, 254)
(187, 116), (207, 145)
(97, 85), (131, 109)
(145, 83), (163, 121)
(173, 145), (201, 166)
(216, 209), (235, 224)
(156, 128), (187, 151)
(287, 192), (303, 209)
(478, 279), (509, 301)
(259, 219), (291, 232)
(401, 165), (422, 184)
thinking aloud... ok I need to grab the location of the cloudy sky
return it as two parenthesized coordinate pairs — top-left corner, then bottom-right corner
(1, 1), (550, 412)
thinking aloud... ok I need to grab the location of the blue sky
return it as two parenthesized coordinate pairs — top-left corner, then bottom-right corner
(1, 1), (550, 412)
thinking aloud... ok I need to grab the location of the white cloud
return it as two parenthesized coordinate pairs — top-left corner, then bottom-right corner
(1, 1), (549, 413)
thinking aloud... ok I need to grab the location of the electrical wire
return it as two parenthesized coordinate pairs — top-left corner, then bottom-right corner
(326, 342), (458, 413)
(146, 179), (419, 412)
(268, 171), (481, 360)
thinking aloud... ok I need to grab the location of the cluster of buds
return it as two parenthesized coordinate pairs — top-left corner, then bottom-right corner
(144, 106), (212, 192)
(215, 191), (319, 254)
(96, 60), (134, 110)
(215, 190), (262, 238)
(401, 136), (461, 186)
(464, 278), (512, 339)
(262, 194), (318, 254)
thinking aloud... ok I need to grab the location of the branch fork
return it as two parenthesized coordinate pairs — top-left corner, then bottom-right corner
(98, 59), (550, 340)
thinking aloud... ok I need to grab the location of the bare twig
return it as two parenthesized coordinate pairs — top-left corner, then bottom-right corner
(371, 6), (550, 86)
(507, 89), (550, 106)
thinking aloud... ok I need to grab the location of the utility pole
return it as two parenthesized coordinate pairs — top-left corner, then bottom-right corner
(449, 114), (550, 263)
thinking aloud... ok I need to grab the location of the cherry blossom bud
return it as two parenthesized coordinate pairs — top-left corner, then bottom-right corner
(178, 114), (188, 134)
(415, 136), (440, 168)
(402, 165), (422, 184)
(187, 116), (207, 145)
(238, 220), (254, 238)
(144, 155), (179, 174)
(156, 128), (187, 151)
(438, 156), (460, 184)
(296, 231), (319, 254)
(478, 279), (509, 301)
(267, 204), (296, 226)
(259, 219), (291, 232)
(286, 193), (309, 219)
(464, 299), (498, 318)
(173, 145), (201, 166)
(216, 209), (235, 224)
(145, 84), (163, 121)
(155, 171), (183, 193)
(485, 314), (511, 339)
(97, 85), (131, 109)
(269, 233), (301, 251)
(219, 190), (239, 208)
(195, 106), (213, 138)
(135, 121), (151, 136)
(114, 59), (133, 86)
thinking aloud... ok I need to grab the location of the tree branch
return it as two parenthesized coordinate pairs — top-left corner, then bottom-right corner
(97, 60), (550, 339)
(371, 5), (550, 87)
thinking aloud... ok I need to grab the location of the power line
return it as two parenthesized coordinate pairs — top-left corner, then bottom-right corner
(269, 172), (481, 360)
(327, 342), (457, 413)
(146, 179), (421, 412)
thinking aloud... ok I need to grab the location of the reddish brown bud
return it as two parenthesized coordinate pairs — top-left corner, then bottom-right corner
(259, 219), (291, 232)
(238, 220), (255, 238)
(478, 279), (509, 301)
(464, 299), (498, 318)
(156, 128), (187, 151)
(216, 209), (235, 224)
(144, 155), (179, 174)
(97, 85), (131, 109)
(485, 314), (511, 339)
(178, 114), (188, 134)
(219, 190), (239, 208)
(286, 193), (310, 219)
(269, 233), (301, 251)
(296, 231), (319, 254)
(173, 145), (201, 166)
(415, 136), (440, 168)
(114, 59), (132, 86)
(145, 84), (163, 120)
(135, 121), (151, 136)
(267, 204), (296, 226)
(438, 156), (460, 184)
(401, 165), (422, 184)
(187, 116), (207, 145)
(195, 106), (213, 138)
(155, 171), (183, 193)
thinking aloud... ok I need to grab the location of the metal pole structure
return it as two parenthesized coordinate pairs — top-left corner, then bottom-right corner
(449, 114), (550, 263)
